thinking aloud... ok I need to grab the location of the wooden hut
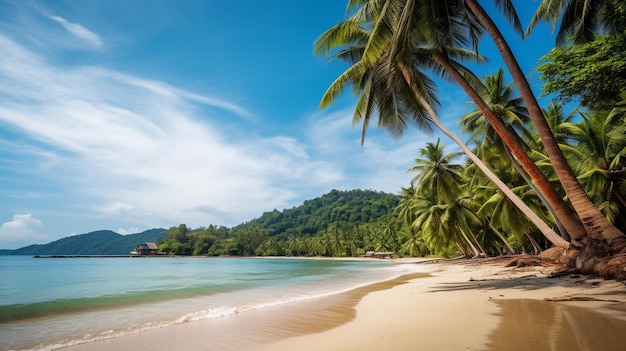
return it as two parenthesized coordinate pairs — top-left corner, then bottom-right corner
(132, 242), (159, 255)
(361, 251), (393, 259)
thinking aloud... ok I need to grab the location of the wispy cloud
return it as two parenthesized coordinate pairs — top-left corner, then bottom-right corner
(48, 15), (103, 48)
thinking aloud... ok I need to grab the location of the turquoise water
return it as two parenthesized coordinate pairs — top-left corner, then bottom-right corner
(0, 256), (420, 350)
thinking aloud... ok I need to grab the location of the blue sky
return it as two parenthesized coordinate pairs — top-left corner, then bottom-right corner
(0, 0), (557, 249)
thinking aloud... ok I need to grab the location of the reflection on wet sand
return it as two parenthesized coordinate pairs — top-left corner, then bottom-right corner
(487, 299), (626, 351)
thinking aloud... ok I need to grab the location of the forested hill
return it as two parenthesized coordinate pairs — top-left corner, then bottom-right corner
(3, 229), (166, 255)
(234, 189), (399, 238)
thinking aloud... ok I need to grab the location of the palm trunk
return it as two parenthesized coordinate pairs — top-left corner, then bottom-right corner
(489, 222), (515, 254)
(525, 233), (543, 255)
(433, 52), (577, 247)
(467, 228), (488, 257)
(404, 65), (570, 248)
(465, 0), (625, 245)
(460, 229), (481, 258)
(456, 243), (468, 257)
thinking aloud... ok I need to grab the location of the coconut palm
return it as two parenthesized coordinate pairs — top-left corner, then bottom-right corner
(408, 139), (464, 203)
(399, 227), (430, 256)
(316, 0), (569, 248)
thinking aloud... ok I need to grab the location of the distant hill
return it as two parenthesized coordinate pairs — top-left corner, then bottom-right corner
(2, 229), (166, 255)
(234, 189), (399, 238)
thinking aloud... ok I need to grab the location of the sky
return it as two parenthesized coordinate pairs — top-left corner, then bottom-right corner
(0, 0), (558, 249)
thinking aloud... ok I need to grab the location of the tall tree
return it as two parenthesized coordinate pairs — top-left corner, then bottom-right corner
(367, 0), (626, 263)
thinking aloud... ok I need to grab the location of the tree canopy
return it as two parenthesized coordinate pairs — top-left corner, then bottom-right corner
(537, 32), (626, 110)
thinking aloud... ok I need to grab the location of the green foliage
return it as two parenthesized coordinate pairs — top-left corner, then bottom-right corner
(537, 33), (626, 110)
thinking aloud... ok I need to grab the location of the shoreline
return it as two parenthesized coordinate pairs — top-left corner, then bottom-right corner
(60, 257), (626, 351)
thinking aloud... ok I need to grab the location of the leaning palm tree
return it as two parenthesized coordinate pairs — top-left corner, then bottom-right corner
(316, 0), (569, 248)
(396, 0), (588, 242)
(461, 0), (625, 245)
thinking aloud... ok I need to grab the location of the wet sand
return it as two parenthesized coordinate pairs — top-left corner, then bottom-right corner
(62, 258), (626, 351)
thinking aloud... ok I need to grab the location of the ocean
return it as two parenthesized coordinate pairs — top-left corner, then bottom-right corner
(0, 255), (420, 351)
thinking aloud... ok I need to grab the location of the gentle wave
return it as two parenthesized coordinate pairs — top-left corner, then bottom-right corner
(20, 275), (408, 351)
(0, 283), (239, 323)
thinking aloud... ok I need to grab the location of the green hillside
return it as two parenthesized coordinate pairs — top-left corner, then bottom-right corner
(235, 189), (399, 237)
(5, 229), (166, 255)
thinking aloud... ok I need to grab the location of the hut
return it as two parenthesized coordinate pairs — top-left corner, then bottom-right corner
(360, 251), (393, 259)
(131, 242), (159, 255)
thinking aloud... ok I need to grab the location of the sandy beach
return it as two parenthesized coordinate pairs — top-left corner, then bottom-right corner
(62, 257), (626, 351)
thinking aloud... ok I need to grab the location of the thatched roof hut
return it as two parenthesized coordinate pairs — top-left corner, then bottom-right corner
(132, 242), (159, 255)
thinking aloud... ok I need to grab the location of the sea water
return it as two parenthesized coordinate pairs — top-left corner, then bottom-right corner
(0, 256), (420, 350)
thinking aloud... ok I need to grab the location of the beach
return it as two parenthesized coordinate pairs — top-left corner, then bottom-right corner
(59, 257), (626, 351)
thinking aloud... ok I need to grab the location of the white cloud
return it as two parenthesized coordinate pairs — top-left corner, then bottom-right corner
(0, 214), (48, 248)
(117, 227), (141, 235)
(48, 15), (103, 48)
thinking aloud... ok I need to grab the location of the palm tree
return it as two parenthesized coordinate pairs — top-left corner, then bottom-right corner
(408, 139), (464, 203)
(561, 109), (626, 222)
(365, 0), (626, 249)
(462, 0), (625, 244)
(386, 0), (584, 244)
(315, 0), (569, 247)
(399, 227), (430, 256)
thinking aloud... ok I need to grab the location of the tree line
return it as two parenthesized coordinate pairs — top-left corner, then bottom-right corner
(157, 189), (413, 257)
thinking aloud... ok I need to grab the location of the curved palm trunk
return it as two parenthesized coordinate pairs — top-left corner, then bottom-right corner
(455, 243), (468, 257)
(460, 229), (481, 257)
(418, 63), (570, 248)
(525, 233), (543, 255)
(467, 228), (488, 257)
(489, 223), (515, 254)
(502, 145), (569, 240)
(465, 0), (625, 245)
